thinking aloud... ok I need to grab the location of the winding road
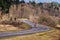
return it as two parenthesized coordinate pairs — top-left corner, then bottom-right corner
(0, 19), (52, 38)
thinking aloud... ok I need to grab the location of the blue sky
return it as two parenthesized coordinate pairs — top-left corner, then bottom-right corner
(20, 0), (60, 3)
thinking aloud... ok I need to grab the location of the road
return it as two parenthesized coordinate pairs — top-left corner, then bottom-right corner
(0, 19), (52, 38)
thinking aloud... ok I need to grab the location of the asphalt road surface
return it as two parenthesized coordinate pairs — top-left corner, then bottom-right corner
(0, 19), (52, 38)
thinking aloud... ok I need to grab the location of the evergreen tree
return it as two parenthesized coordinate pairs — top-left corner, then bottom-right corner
(29, 1), (36, 7)
(0, 0), (20, 13)
(20, 0), (25, 3)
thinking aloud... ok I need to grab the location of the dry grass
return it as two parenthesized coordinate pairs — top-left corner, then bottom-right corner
(57, 25), (60, 28)
(0, 23), (31, 32)
(0, 28), (60, 40)
(0, 25), (20, 32)
(21, 23), (31, 29)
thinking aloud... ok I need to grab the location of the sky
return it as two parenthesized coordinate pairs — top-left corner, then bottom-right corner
(20, 0), (60, 3)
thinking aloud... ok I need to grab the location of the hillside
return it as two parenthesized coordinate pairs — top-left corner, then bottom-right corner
(0, 2), (60, 21)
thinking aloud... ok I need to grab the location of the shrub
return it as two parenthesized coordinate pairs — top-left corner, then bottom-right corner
(38, 15), (57, 27)
(58, 19), (60, 24)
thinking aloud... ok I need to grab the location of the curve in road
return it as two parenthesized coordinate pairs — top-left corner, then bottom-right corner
(0, 19), (52, 38)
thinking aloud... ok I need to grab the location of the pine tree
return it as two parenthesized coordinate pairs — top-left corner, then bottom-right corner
(20, 0), (25, 3)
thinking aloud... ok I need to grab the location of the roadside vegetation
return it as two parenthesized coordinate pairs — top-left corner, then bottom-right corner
(19, 22), (31, 30)
(0, 21), (31, 32)
(38, 15), (57, 27)
(57, 19), (60, 25)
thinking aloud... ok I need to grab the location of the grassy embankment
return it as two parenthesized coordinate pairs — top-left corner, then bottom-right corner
(0, 23), (31, 32)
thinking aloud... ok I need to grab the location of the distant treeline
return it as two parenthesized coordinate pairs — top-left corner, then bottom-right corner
(0, 0), (60, 13)
(0, 0), (24, 13)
